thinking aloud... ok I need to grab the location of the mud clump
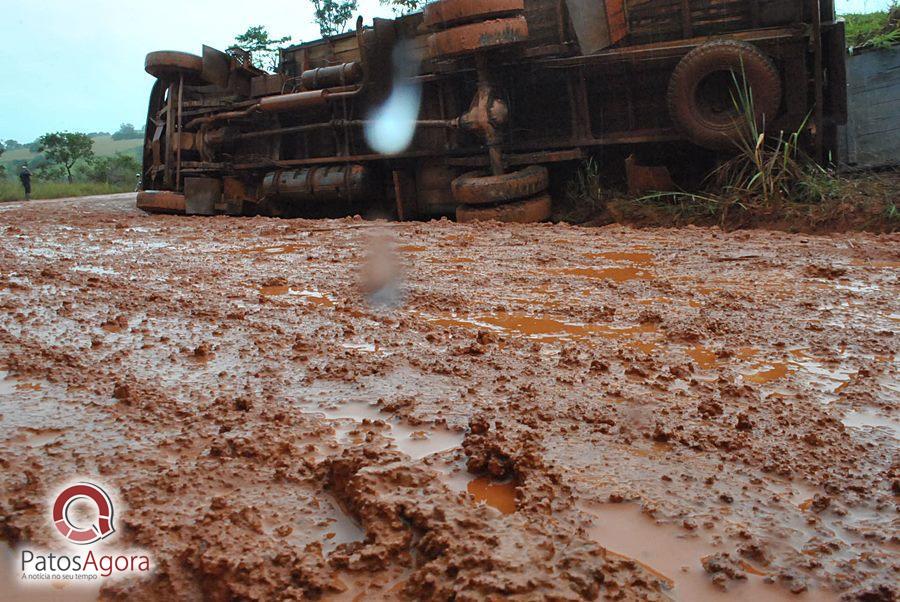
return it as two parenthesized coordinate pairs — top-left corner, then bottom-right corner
(320, 426), (666, 601)
(701, 553), (747, 589)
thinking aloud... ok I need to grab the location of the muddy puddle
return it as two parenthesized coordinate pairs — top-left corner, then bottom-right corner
(302, 400), (464, 461)
(581, 503), (834, 601)
(233, 243), (310, 255)
(842, 409), (900, 439)
(466, 477), (517, 514)
(557, 266), (655, 282)
(583, 251), (656, 266)
(429, 311), (656, 342)
(258, 286), (335, 306)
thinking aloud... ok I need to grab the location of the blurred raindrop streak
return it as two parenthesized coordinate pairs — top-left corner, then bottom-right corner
(365, 40), (423, 155)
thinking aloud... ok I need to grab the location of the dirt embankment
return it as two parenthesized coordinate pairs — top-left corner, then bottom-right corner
(0, 194), (897, 601)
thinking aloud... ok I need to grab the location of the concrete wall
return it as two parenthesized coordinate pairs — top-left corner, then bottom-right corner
(839, 46), (900, 169)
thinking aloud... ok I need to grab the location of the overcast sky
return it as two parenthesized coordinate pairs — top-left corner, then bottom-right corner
(0, 0), (892, 143)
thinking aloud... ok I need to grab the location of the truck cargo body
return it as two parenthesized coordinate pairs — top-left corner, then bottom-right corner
(139, 0), (847, 219)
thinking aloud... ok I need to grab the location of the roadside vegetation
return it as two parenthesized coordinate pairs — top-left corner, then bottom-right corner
(560, 64), (899, 234)
(0, 125), (141, 202)
(0, 181), (132, 203)
(843, 3), (899, 52)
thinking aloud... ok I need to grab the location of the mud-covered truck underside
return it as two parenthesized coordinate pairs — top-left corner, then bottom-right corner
(137, 0), (847, 222)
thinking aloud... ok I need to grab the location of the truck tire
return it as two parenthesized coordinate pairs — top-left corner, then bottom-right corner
(451, 165), (548, 206)
(145, 51), (205, 84)
(428, 16), (529, 59)
(424, 0), (524, 30)
(667, 40), (782, 151)
(457, 194), (552, 223)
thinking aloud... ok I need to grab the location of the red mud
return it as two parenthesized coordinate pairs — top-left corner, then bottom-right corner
(0, 193), (897, 601)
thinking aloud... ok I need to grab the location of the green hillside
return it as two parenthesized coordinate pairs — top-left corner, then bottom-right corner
(1, 135), (142, 169)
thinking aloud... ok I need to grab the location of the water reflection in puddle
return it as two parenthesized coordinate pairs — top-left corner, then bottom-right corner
(71, 265), (117, 276)
(0, 371), (48, 397)
(235, 243), (309, 255)
(304, 400), (464, 461)
(581, 502), (828, 601)
(792, 360), (855, 395)
(316, 496), (366, 555)
(558, 266), (655, 283)
(842, 410), (900, 439)
(258, 287), (335, 307)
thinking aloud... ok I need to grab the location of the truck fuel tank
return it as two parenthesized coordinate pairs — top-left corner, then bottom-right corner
(261, 165), (375, 204)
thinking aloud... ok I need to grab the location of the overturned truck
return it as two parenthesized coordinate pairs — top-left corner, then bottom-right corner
(138, 0), (847, 222)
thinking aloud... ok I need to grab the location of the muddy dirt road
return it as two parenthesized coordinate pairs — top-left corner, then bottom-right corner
(0, 193), (897, 601)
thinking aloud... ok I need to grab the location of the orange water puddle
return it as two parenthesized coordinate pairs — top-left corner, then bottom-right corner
(583, 251), (656, 266)
(467, 477), (517, 515)
(687, 345), (719, 370)
(742, 362), (792, 384)
(233, 243), (309, 255)
(429, 312), (657, 342)
(558, 266), (655, 283)
(581, 502), (832, 601)
(260, 285), (291, 296)
(258, 286), (335, 306)
(735, 347), (759, 361)
(638, 296), (673, 305)
(13, 382), (41, 392)
(629, 341), (657, 354)
(427, 256), (475, 264)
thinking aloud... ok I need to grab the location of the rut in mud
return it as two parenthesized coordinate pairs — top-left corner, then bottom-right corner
(0, 193), (897, 601)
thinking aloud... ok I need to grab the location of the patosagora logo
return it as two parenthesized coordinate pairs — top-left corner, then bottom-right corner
(52, 482), (116, 544)
(15, 481), (152, 585)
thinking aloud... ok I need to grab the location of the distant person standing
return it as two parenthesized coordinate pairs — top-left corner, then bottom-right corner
(19, 166), (32, 201)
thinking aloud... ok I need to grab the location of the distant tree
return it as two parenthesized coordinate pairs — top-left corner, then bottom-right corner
(229, 26), (292, 72)
(0, 141), (4, 161)
(380, 0), (426, 15)
(3, 139), (20, 150)
(37, 132), (94, 183)
(35, 163), (67, 182)
(80, 153), (141, 186)
(311, 0), (358, 36)
(112, 123), (143, 141)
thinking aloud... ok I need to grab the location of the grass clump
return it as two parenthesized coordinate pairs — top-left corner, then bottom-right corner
(595, 67), (900, 233)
